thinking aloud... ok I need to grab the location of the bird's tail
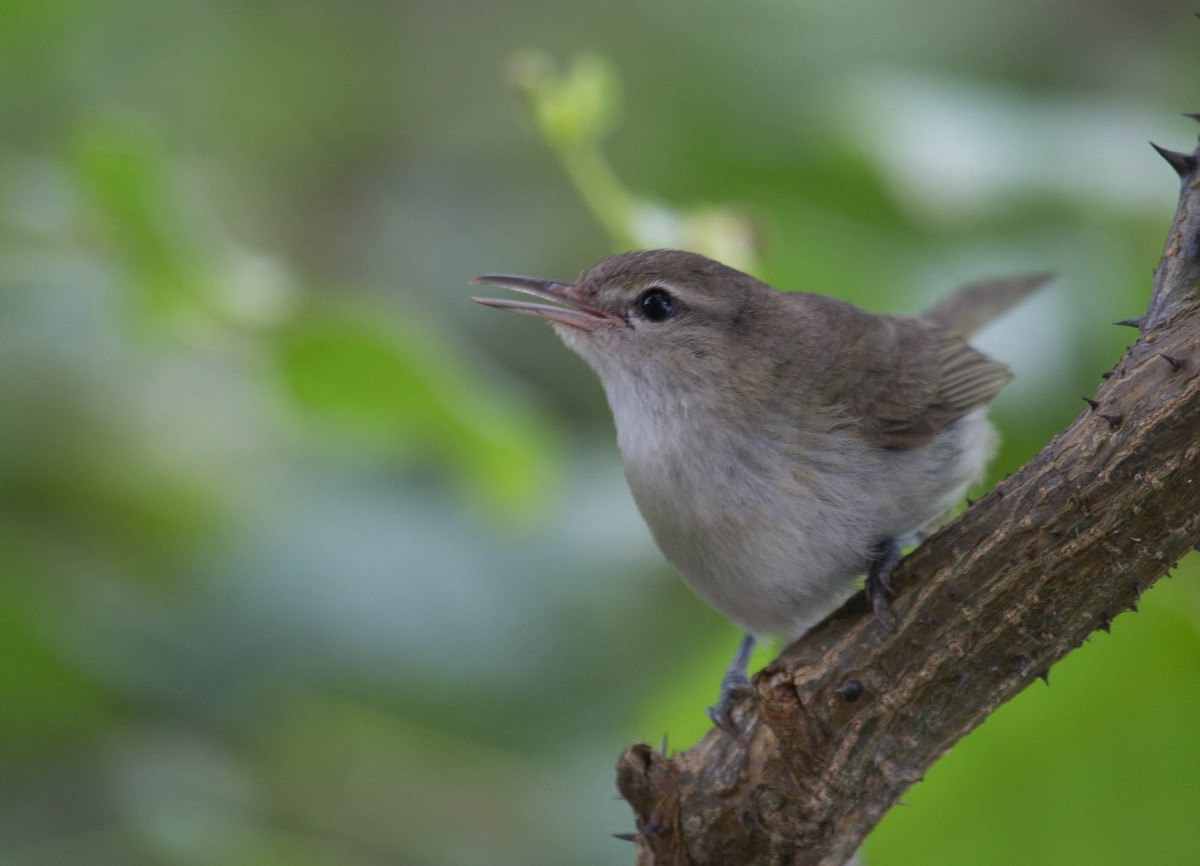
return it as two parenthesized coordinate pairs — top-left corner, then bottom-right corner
(923, 272), (1052, 338)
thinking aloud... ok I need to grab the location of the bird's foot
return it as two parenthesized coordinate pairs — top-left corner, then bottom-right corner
(707, 669), (753, 735)
(866, 537), (903, 628)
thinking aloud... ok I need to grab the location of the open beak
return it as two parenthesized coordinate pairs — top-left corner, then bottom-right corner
(470, 274), (625, 332)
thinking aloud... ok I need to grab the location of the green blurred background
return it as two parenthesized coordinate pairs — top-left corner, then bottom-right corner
(2, 1), (1198, 864)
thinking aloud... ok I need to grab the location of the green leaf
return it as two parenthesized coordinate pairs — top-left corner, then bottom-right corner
(512, 52), (620, 150)
(69, 115), (214, 327)
(276, 309), (560, 516)
(0, 539), (115, 748)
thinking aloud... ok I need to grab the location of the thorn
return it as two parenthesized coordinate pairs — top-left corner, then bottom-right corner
(1114, 317), (1145, 329)
(1149, 141), (1197, 178)
(1134, 580), (1145, 600)
(1082, 396), (1100, 411)
(1038, 669), (1051, 686)
(1099, 412), (1125, 429)
(1130, 598), (1139, 613)
(1101, 371), (1113, 379)
(659, 733), (669, 756)
(965, 496), (975, 507)
(1099, 613), (1113, 633)
(834, 679), (864, 702)
(1159, 353), (1185, 372)
(613, 832), (638, 842)
(1185, 112), (1200, 124)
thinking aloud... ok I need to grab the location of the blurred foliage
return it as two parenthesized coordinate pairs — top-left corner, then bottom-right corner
(1, 2), (1198, 865)
(511, 52), (758, 268)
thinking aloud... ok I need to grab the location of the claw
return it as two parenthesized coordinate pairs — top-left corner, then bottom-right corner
(707, 670), (752, 735)
(865, 537), (903, 629)
(870, 588), (893, 628)
(707, 633), (756, 734)
(706, 704), (735, 735)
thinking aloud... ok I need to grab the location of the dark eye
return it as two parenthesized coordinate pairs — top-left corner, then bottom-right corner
(637, 287), (677, 322)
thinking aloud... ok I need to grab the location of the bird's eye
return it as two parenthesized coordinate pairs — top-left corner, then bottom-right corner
(637, 287), (677, 322)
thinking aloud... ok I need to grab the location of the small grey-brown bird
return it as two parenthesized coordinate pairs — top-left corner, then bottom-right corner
(473, 250), (1046, 730)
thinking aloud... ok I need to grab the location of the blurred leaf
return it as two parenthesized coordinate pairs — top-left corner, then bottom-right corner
(69, 115), (215, 329)
(511, 51), (760, 268)
(276, 309), (560, 516)
(511, 52), (620, 150)
(0, 540), (115, 749)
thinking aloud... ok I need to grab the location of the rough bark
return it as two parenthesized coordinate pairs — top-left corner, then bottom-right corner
(616, 133), (1200, 865)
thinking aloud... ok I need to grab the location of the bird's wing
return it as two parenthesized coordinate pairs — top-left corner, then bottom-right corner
(849, 317), (1012, 449)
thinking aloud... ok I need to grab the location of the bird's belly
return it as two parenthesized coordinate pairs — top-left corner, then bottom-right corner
(656, 501), (866, 641)
(621, 412), (994, 641)
(625, 449), (878, 640)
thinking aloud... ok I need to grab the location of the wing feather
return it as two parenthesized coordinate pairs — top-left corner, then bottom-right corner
(854, 322), (1011, 449)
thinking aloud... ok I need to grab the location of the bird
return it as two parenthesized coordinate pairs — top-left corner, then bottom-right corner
(472, 250), (1047, 731)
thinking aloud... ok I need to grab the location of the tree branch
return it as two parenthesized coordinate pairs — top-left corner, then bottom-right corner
(616, 133), (1200, 865)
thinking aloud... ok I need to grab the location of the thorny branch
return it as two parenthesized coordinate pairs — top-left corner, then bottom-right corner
(616, 130), (1200, 866)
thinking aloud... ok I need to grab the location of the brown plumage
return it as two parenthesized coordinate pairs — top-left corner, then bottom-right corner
(473, 250), (1048, 730)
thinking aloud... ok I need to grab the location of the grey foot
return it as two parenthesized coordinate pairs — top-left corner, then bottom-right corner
(866, 537), (903, 625)
(707, 633), (757, 734)
(706, 670), (753, 734)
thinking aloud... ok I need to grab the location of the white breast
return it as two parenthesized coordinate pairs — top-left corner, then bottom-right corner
(607, 376), (993, 641)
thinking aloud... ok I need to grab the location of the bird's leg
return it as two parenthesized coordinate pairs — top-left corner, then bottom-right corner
(866, 536), (903, 623)
(707, 633), (756, 734)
